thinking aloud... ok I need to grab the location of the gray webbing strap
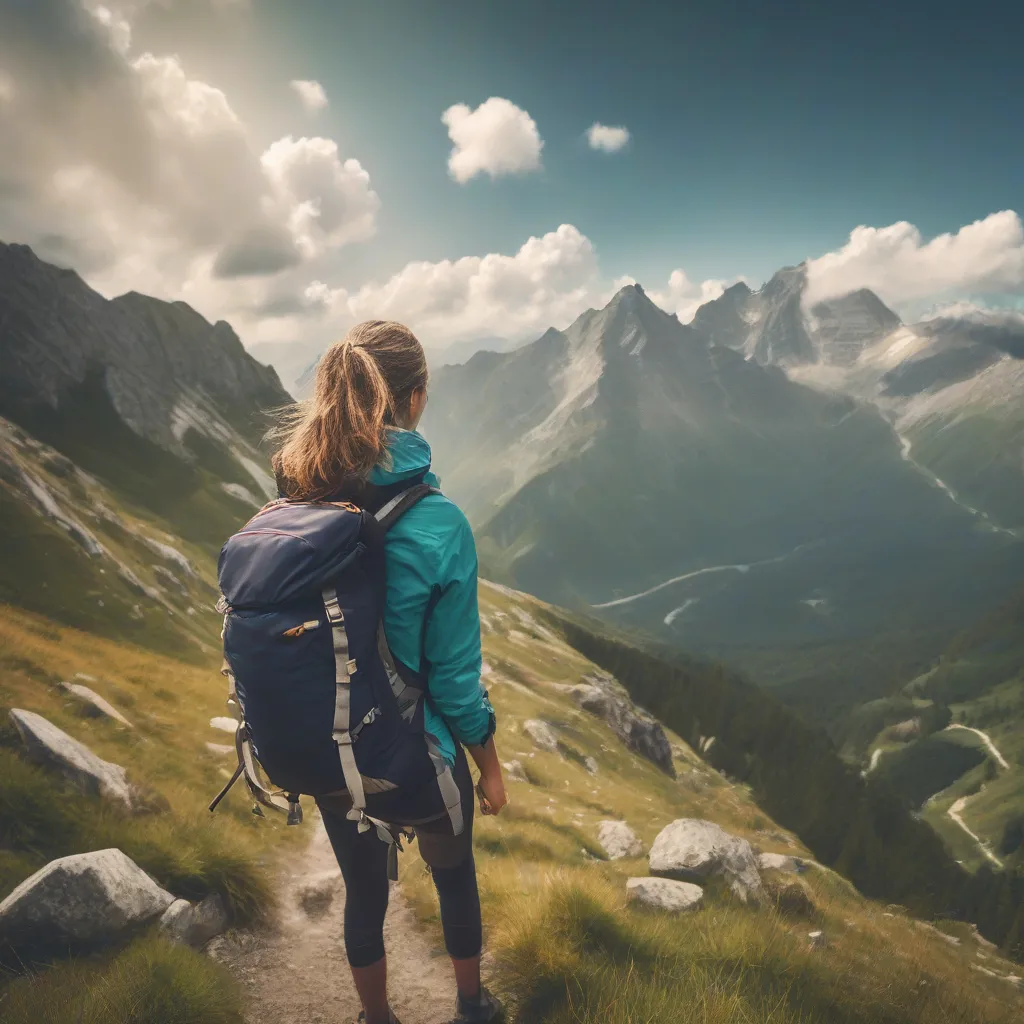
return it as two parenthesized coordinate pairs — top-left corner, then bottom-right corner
(377, 624), (423, 721)
(323, 586), (366, 815)
(426, 735), (465, 837)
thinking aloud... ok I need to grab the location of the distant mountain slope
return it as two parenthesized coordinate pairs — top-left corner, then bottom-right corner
(0, 242), (290, 546)
(422, 284), (1024, 708)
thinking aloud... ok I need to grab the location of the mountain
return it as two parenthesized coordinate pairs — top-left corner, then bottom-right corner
(422, 283), (1024, 718)
(248, 340), (317, 397)
(0, 242), (290, 548)
(692, 265), (902, 367)
(688, 263), (1024, 534)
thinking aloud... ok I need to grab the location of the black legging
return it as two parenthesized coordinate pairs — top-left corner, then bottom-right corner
(318, 747), (482, 968)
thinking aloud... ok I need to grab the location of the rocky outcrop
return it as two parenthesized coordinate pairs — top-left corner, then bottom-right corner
(626, 877), (704, 913)
(9, 708), (134, 809)
(570, 673), (675, 776)
(758, 852), (816, 875)
(59, 681), (133, 728)
(523, 719), (560, 754)
(649, 819), (763, 902)
(598, 821), (644, 860)
(159, 894), (230, 948)
(0, 849), (174, 948)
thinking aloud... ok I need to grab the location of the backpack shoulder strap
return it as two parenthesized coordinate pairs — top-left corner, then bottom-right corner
(374, 483), (440, 533)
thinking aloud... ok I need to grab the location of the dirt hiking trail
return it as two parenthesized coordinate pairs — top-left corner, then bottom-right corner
(209, 819), (465, 1024)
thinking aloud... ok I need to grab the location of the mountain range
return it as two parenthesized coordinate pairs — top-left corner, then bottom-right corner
(421, 275), (1024, 722)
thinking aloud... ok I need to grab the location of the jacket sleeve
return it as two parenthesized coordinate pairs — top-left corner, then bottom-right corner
(421, 508), (496, 747)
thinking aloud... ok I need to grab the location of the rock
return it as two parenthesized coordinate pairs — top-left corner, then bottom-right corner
(159, 894), (230, 948)
(210, 716), (238, 733)
(626, 877), (704, 913)
(771, 881), (818, 919)
(59, 681), (133, 728)
(584, 756), (599, 775)
(570, 675), (675, 776)
(206, 742), (235, 756)
(9, 708), (133, 809)
(503, 759), (528, 782)
(523, 719), (560, 754)
(649, 819), (763, 902)
(0, 849), (174, 948)
(598, 821), (644, 860)
(758, 852), (814, 875)
(296, 871), (340, 919)
(808, 930), (827, 949)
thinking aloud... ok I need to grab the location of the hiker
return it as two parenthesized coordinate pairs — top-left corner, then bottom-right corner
(269, 321), (507, 1024)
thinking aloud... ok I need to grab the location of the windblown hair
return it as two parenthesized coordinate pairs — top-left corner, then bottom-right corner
(272, 320), (428, 500)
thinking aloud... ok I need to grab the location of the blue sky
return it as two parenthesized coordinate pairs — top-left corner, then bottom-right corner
(3, 0), (1023, 353)
(134, 0), (1024, 288)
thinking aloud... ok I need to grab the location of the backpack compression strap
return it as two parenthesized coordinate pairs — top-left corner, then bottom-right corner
(322, 483), (445, 843)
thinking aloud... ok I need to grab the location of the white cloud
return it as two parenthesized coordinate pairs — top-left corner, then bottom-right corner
(586, 123), (630, 153)
(442, 97), (543, 184)
(0, 0), (377, 327)
(805, 211), (1024, 310)
(290, 79), (328, 112)
(648, 270), (728, 323)
(300, 224), (602, 347)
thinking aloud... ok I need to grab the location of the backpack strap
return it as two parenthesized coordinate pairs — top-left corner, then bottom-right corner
(374, 482), (439, 533)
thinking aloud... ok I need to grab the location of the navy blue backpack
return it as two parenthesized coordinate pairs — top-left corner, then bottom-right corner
(209, 484), (463, 874)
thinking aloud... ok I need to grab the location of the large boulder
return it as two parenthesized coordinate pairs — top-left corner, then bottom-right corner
(523, 719), (560, 754)
(649, 819), (763, 902)
(626, 877), (704, 913)
(598, 821), (644, 860)
(570, 674), (675, 776)
(158, 894), (230, 948)
(9, 708), (134, 809)
(0, 849), (174, 948)
(59, 681), (133, 728)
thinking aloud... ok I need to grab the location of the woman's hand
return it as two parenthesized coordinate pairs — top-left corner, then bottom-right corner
(467, 736), (507, 815)
(476, 769), (507, 816)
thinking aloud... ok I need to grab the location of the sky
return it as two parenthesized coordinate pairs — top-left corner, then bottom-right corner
(2, 0), (1024, 364)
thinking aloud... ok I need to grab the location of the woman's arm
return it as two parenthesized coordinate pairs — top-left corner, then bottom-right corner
(421, 508), (506, 813)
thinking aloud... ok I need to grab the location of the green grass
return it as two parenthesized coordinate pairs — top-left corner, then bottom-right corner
(0, 936), (244, 1024)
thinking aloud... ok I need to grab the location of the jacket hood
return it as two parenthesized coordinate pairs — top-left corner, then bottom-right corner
(369, 429), (433, 487)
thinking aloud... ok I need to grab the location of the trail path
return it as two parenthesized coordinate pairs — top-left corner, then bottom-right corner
(209, 819), (459, 1024)
(947, 793), (1004, 869)
(944, 724), (1010, 770)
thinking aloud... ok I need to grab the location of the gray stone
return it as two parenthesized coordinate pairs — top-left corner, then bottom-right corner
(59, 681), (133, 728)
(296, 871), (340, 919)
(597, 821), (644, 860)
(0, 849), (174, 947)
(758, 852), (815, 875)
(523, 719), (560, 754)
(649, 819), (763, 902)
(626, 877), (704, 913)
(584, 756), (599, 775)
(206, 742), (235, 756)
(503, 759), (528, 782)
(808, 930), (827, 949)
(9, 709), (133, 809)
(570, 675), (675, 776)
(159, 894), (230, 948)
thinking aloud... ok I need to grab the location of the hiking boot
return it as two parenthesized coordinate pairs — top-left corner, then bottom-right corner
(355, 1012), (401, 1024)
(453, 986), (504, 1022)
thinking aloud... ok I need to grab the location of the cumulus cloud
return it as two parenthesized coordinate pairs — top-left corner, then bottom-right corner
(290, 79), (328, 112)
(0, 0), (377, 318)
(586, 123), (630, 153)
(648, 270), (728, 323)
(299, 224), (603, 346)
(442, 97), (543, 183)
(805, 211), (1024, 309)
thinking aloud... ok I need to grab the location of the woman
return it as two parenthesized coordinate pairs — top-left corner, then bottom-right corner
(273, 321), (507, 1024)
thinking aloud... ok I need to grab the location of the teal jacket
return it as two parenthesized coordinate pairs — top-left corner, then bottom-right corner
(369, 429), (495, 765)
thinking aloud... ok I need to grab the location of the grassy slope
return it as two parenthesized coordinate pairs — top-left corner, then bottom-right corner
(396, 583), (1024, 1024)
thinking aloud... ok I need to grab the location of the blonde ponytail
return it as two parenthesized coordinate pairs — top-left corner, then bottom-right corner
(272, 321), (428, 499)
